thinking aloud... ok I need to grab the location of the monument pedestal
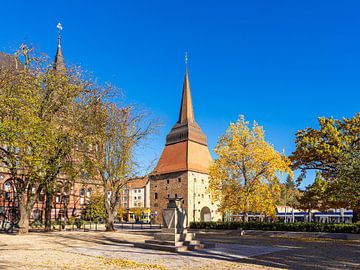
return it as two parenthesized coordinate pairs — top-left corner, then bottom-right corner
(134, 198), (210, 252)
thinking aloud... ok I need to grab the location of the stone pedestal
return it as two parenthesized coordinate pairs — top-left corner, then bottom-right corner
(134, 197), (210, 252)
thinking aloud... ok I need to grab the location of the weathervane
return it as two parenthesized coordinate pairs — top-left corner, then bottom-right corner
(56, 22), (63, 47)
(57, 22), (63, 36)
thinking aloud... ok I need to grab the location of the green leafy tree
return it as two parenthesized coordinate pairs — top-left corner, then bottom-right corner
(291, 114), (359, 180)
(85, 192), (106, 222)
(277, 177), (301, 210)
(0, 45), (48, 234)
(297, 172), (328, 222)
(331, 147), (360, 221)
(291, 113), (360, 222)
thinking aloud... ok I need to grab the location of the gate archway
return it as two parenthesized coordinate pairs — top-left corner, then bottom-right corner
(200, 206), (211, 222)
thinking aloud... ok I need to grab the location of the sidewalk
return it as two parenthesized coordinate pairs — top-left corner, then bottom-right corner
(191, 228), (360, 240)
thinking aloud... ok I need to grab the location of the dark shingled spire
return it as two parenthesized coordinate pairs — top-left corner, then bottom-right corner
(165, 66), (208, 146)
(177, 67), (195, 124)
(53, 31), (66, 72)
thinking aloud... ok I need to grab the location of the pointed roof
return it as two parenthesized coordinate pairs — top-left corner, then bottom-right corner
(152, 66), (212, 175)
(178, 68), (195, 124)
(0, 52), (21, 70)
(165, 67), (208, 146)
(53, 34), (66, 72)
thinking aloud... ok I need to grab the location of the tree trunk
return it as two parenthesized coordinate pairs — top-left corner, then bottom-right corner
(44, 191), (53, 231)
(18, 201), (30, 234)
(352, 208), (359, 223)
(105, 212), (115, 231)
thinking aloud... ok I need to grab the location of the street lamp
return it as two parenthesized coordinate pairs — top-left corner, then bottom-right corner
(193, 178), (196, 222)
(63, 193), (68, 231)
(284, 184), (287, 223)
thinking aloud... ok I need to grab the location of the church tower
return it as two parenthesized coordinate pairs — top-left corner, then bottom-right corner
(150, 66), (220, 224)
(53, 23), (66, 72)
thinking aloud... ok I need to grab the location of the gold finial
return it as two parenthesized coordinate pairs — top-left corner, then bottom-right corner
(185, 52), (188, 67)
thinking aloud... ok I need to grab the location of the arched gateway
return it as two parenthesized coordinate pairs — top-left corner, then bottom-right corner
(200, 206), (211, 222)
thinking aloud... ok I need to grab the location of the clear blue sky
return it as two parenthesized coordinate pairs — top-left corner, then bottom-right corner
(1, 1), (359, 187)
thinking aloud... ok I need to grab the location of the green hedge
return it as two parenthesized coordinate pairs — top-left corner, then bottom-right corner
(189, 221), (360, 234)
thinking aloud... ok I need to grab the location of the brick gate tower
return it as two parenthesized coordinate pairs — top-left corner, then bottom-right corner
(150, 66), (220, 224)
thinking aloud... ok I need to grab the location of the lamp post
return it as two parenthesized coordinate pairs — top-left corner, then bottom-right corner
(63, 194), (68, 231)
(284, 185), (287, 223)
(89, 201), (92, 230)
(193, 179), (196, 222)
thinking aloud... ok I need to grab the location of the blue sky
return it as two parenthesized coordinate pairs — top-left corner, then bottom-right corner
(1, 1), (359, 187)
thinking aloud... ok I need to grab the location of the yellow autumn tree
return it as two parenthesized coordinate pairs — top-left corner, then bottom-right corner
(209, 115), (293, 221)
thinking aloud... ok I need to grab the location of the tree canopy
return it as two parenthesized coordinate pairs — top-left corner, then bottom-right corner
(291, 113), (360, 221)
(209, 116), (293, 220)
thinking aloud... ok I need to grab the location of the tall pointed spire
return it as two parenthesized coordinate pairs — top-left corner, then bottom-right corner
(164, 55), (208, 146)
(178, 66), (195, 124)
(53, 22), (66, 72)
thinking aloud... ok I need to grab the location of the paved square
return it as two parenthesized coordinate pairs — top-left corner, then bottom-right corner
(0, 230), (359, 269)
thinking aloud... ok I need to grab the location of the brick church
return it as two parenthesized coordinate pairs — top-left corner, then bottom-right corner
(150, 67), (220, 224)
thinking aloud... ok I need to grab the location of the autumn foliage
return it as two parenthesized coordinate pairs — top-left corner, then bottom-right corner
(209, 116), (293, 220)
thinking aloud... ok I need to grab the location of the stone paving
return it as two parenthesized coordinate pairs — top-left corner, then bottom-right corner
(0, 230), (359, 269)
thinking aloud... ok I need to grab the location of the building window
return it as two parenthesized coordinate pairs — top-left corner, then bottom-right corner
(194, 178), (196, 182)
(201, 194), (204, 198)
(154, 193), (158, 200)
(202, 179), (204, 184)
(134, 196), (137, 200)
(138, 196), (141, 200)
(5, 192), (10, 201)
(178, 178), (181, 182)
(56, 196), (61, 203)
(167, 194), (170, 198)
(86, 188), (92, 198)
(154, 203), (158, 207)
(167, 179), (169, 184)
(175, 194), (178, 198)
(198, 201), (200, 204)
(80, 188), (86, 205)
(134, 190), (137, 193)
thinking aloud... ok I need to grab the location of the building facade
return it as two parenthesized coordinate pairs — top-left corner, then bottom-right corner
(150, 67), (220, 224)
(127, 177), (150, 209)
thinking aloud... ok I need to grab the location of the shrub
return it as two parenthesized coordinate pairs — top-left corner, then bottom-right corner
(189, 221), (360, 234)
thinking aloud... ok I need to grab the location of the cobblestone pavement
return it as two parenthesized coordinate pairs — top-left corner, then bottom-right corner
(0, 230), (359, 269)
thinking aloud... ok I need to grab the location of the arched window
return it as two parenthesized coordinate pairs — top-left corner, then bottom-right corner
(4, 181), (11, 201)
(86, 188), (92, 198)
(154, 192), (158, 200)
(4, 181), (11, 192)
